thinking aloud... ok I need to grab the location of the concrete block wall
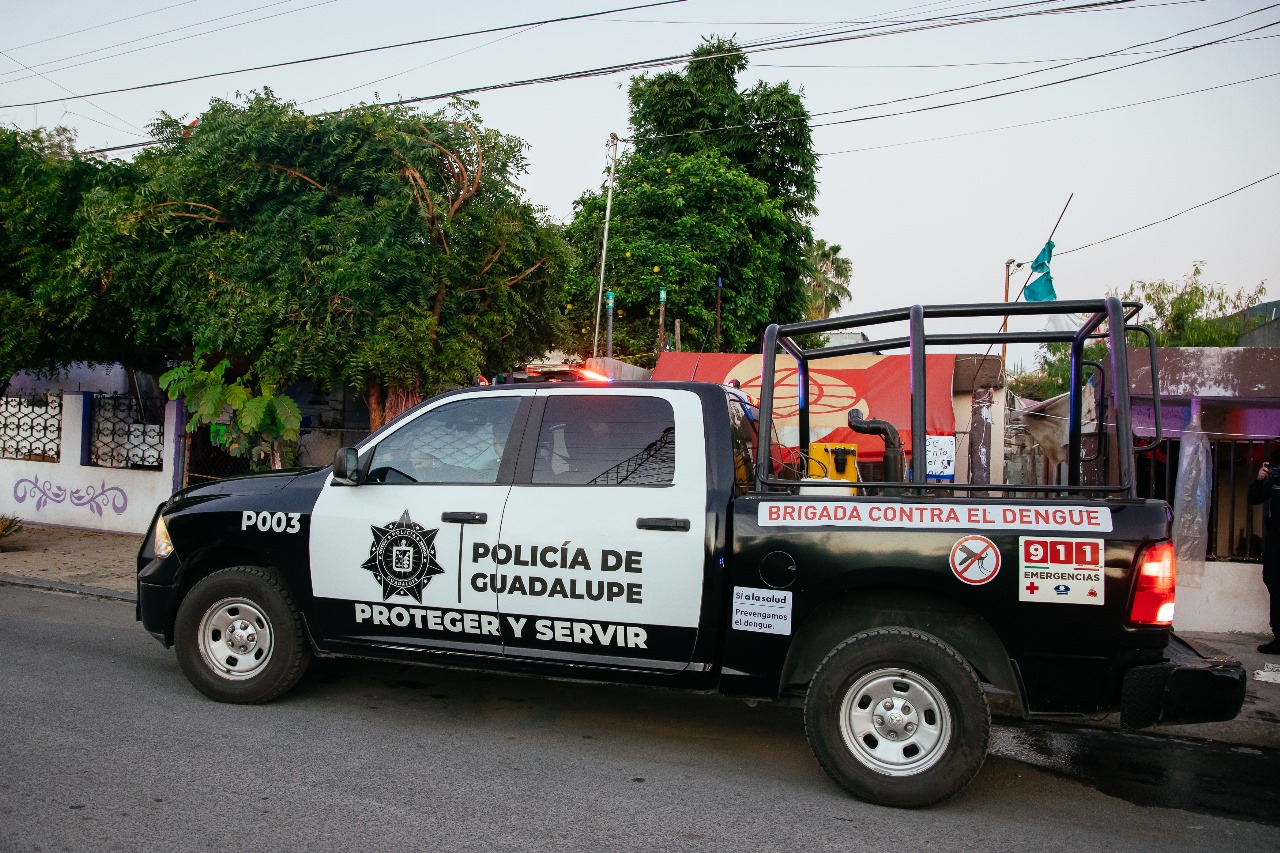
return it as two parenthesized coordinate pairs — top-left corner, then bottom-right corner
(1174, 560), (1271, 634)
(1, 393), (183, 535)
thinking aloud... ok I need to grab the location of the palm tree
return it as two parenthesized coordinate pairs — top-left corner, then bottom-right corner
(804, 239), (853, 320)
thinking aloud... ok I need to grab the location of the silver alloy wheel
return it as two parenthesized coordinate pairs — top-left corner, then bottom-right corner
(838, 667), (952, 776)
(196, 597), (275, 680)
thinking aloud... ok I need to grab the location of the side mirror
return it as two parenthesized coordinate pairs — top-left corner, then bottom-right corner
(333, 447), (360, 486)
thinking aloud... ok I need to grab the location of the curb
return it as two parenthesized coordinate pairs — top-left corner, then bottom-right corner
(0, 573), (136, 603)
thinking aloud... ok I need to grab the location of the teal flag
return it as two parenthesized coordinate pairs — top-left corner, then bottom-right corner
(1031, 240), (1054, 274)
(1026, 271), (1056, 302)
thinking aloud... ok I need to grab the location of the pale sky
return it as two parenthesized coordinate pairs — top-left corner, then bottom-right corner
(3, 0), (1277, 364)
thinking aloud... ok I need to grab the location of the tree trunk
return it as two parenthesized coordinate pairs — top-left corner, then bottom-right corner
(364, 382), (421, 431)
(365, 382), (387, 432)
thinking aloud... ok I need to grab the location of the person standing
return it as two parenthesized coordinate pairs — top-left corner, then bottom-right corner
(1249, 442), (1280, 654)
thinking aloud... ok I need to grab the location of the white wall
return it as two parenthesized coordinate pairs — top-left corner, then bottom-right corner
(1, 393), (182, 535)
(1174, 559), (1272, 634)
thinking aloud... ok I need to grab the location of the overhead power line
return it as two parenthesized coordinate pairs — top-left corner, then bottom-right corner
(759, 32), (1278, 70)
(0, 0), (690, 111)
(0, 0), (342, 87)
(1059, 171), (1280, 255)
(3, 0), (199, 52)
(805, 16), (1280, 132)
(370, 0), (1132, 110)
(817, 69), (1280, 155)
(70, 0), (1188, 155)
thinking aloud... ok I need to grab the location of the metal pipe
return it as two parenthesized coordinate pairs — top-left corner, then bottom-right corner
(1105, 296), (1136, 497)
(1068, 335), (1084, 488)
(909, 304), (926, 485)
(756, 324), (780, 492)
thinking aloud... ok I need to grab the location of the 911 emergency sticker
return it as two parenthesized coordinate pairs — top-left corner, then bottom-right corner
(731, 587), (792, 635)
(1019, 537), (1105, 605)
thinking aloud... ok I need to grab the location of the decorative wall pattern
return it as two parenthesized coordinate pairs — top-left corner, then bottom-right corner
(14, 475), (129, 517)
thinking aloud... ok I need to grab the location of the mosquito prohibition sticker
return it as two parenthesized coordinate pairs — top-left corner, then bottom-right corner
(949, 535), (1001, 585)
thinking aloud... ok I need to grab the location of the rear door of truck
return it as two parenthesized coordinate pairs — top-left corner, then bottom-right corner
(493, 387), (710, 671)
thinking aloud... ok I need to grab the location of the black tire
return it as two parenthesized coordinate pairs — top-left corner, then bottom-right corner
(174, 565), (311, 704)
(804, 627), (990, 808)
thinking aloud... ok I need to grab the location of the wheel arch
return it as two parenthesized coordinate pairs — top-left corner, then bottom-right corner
(783, 587), (1023, 709)
(162, 545), (277, 643)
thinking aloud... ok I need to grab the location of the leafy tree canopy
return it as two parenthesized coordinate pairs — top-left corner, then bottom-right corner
(566, 38), (820, 362)
(60, 91), (567, 439)
(563, 150), (788, 362)
(1008, 263), (1268, 400)
(803, 238), (853, 320)
(0, 127), (141, 386)
(629, 37), (817, 218)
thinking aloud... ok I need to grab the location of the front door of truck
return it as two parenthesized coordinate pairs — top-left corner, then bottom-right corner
(308, 392), (527, 655)
(491, 388), (708, 671)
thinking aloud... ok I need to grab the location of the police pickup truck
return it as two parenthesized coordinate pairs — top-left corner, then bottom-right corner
(136, 298), (1245, 808)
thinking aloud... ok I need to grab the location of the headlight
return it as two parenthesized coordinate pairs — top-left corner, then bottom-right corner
(153, 515), (175, 558)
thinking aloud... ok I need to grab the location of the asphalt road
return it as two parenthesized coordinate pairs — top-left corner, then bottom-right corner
(1, 586), (1276, 853)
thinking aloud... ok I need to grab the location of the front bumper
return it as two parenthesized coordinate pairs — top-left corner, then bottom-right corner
(1120, 633), (1247, 729)
(137, 554), (181, 647)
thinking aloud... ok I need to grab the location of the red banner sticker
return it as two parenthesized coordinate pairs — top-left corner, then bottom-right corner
(950, 535), (1001, 585)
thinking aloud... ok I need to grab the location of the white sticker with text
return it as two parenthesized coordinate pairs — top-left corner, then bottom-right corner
(757, 502), (1113, 533)
(731, 587), (792, 635)
(1018, 536), (1106, 605)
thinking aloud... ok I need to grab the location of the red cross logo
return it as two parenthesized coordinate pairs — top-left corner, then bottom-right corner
(1025, 581), (1040, 595)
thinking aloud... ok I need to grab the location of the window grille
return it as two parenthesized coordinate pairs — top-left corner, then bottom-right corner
(89, 394), (165, 469)
(0, 394), (62, 462)
(1136, 436), (1268, 563)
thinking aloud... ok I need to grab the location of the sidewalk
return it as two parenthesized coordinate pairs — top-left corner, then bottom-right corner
(2, 521), (1277, 748)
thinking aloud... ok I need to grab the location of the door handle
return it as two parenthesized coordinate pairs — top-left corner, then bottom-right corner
(636, 517), (690, 531)
(441, 511), (488, 524)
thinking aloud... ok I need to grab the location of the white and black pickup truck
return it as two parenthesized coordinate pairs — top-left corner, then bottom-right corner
(136, 298), (1246, 807)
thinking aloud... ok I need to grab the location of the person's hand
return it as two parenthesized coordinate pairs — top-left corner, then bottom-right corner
(1261, 465), (1273, 481)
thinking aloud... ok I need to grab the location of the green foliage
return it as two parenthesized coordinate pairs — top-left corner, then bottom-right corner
(1011, 263), (1268, 400)
(0, 127), (144, 383)
(804, 238), (853, 320)
(562, 150), (789, 360)
(159, 353), (301, 469)
(0, 513), (23, 544)
(629, 37), (817, 217)
(1117, 262), (1267, 347)
(565, 38), (819, 360)
(59, 91), (567, 433)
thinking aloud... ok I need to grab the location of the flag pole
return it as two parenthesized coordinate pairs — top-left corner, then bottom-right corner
(1013, 193), (1073, 304)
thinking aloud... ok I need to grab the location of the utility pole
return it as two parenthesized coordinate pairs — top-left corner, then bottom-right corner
(592, 134), (620, 359)
(658, 286), (666, 354)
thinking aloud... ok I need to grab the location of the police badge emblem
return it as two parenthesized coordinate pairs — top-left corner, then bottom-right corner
(361, 510), (445, 602)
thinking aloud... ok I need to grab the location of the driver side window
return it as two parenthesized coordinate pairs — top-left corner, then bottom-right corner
(366, 396), (521, 484)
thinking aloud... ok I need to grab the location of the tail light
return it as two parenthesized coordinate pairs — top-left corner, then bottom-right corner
(1128, 540), (1176, 625)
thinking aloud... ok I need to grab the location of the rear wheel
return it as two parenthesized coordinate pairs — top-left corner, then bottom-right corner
(175, 566), (311, 703)
(805, 627), (990, 808)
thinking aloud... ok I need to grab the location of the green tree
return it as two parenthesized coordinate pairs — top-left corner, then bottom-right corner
(0, 127), (143, 386)
(1009, 263), (1268, 400)
(803, 238), (852, 320)
(62, 92), (567, 441)
(565, 37), (819, 361)
(562, 150), (788, 362)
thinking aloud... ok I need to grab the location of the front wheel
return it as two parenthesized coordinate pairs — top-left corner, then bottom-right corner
(805, 627), (990, 808)
(175, 566), (311, 703)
